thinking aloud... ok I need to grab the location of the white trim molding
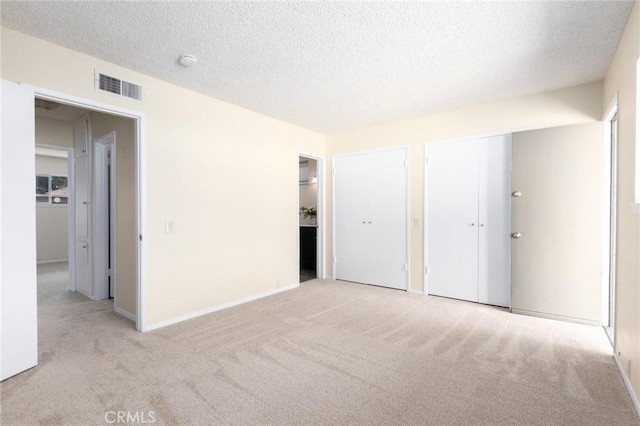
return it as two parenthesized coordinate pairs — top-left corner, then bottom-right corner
(146, 283), (300, 331)
(27, 84), (148, 333)
(614, 352), (640, 417)
(511, 309), (601, 327)
(36, 259), (69, 265)
(114, 307), (136, 322)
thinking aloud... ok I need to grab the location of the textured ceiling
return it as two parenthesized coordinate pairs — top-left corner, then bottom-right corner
(1, 1), (634, 133)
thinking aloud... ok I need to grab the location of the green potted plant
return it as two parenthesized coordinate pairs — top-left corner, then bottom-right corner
(300, 205), (317, 224)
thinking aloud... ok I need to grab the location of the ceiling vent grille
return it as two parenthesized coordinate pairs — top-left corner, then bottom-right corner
(96, 72), (143, 101)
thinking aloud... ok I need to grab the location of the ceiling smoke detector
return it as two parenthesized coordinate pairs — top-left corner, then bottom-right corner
(179, 54), (198, 67)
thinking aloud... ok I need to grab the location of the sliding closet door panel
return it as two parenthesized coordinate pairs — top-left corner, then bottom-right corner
(426, 140), (479, 302)
(478, 135), (511, 307)
(367, 148), (407, 290)
(334, 154), (370, 284)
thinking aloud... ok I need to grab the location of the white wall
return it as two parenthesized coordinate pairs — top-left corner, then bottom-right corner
(35, 154), (69, 263)
(1, 27), (326, 327)
(299, 157), (318, 225)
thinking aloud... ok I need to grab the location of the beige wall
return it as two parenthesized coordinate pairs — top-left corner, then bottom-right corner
(35, 154), (69, 263)
(603, 1), (640, 397)
(1, 27), (325, 327)
(35, 116), (74, 148)
(299, 157), (318, 226)
(90, 112), (137, 318)
(325, 82), (603, 290)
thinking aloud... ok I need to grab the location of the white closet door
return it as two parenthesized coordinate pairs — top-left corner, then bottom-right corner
(367, 148), (407, 289)
(478, 135), (511, 307)
(334, 153), (370, 284)
(1, 80), (38, 380)
(426, 139), (479, 302)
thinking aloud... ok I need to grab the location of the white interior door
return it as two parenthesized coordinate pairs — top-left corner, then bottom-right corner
(93, 132), (115, 301)
(426, 139), (479, 302)
(478, 135), (511, 307)
(367, 148), (407, 289)
(1, 79), (38, 381)
(334, 153), (370, 283)
(511, 123), (604, 322)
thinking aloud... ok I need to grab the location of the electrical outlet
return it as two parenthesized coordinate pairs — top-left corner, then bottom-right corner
(165, 220), (174, 234)
(276, 280), (282, 287)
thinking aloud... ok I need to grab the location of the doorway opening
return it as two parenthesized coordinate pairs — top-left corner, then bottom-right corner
(299, 154), (323, 283)
(34, 96), (139, 329)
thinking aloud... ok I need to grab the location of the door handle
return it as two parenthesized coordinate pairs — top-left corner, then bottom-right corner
(512, 191), (522, 198)
(511, 232), (522, 239)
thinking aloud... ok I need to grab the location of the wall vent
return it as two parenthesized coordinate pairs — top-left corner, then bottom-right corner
(95, 71), (143, 101)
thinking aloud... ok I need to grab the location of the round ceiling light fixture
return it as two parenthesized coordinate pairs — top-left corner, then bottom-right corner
(179, 54), (198, 67)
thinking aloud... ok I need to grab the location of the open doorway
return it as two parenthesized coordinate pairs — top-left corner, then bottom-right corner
(299, 155), (322, 282)
(34, 97), (138, 327)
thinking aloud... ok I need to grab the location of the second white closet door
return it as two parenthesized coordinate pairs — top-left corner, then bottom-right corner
(426, 135), (510, 307)
(427, 139), (480, 302)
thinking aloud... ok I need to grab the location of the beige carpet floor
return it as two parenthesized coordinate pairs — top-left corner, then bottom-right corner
(1, 262), (637, 425)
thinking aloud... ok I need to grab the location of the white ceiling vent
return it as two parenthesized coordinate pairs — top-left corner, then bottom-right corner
(95, 71), (143, 101)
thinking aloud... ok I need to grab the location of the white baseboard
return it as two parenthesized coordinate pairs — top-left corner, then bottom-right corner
(614, 352), (640, 417)
(145, 283), (300, 332)
(511, 308), (601, 327)
(37, 259), (68, 265)
(114, 306), (136, 322)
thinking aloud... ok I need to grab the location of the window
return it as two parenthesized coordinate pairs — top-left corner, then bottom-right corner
(36, 174), (69, 205)
(299, 160), (309, 185)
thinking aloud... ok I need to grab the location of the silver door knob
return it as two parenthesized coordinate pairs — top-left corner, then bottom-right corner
(511, 232), (522, 239)
(512, 191), (522, 198)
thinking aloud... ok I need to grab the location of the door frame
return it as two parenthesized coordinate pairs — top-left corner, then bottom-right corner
(298, 152), (325, 279)
(26, 84), (148, 332)
(92, 132), (116, 302)
(34, 144), (75, 291)
(602, 93), (618, 339)
(332, 145), (410, 290)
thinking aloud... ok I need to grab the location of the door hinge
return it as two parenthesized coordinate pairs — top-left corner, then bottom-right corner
(403, 160), (407, 168)
(425, 157), (429, 166)
(332, 167), (336, 175)
(403, 264), (408, 271)
(333, 256), (337, 263)
(139, 234), (143, 242)
(425, 266), (429, 275)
